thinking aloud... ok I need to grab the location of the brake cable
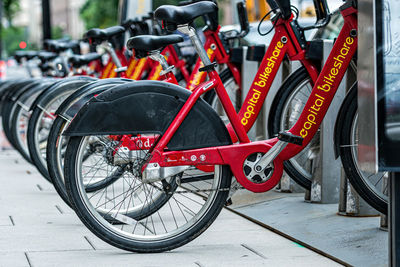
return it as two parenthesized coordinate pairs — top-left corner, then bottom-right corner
(258, 4), (302, 37)
(257, 8), (280, 36)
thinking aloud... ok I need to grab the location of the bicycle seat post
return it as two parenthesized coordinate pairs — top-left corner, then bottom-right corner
(148, 51), (174, 75)
(101, 41), (127, 73)
(178, 25), (212, 68)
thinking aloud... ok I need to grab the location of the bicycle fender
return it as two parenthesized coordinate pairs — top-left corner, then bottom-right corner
(55, 78), (132, 120)
(29, 76), (97, 111)
(16, 80), (56, 110)
(333, 83), (357, 159)
(64, 80), (232, 151)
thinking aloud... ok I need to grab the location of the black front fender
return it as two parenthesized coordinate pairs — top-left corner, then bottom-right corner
(64, 81), (232, 151)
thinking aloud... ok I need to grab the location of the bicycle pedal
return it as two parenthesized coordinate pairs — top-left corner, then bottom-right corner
(278, 131), (303, 146)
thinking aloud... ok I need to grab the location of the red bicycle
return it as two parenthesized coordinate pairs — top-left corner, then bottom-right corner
(62, 0), (356, 253)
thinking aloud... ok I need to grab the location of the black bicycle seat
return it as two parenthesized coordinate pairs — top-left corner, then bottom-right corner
(155, 1), (217, 25)
(69, 53), (101, 68)
(14, 51), (38, 62)
(127, 34), (184, 52)
(38, 51), (58, 62)
(49, 40), (80, 53)
(85, 26), (125, 43)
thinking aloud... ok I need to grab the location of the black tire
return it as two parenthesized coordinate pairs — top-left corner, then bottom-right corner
(27, 78), (94, 182)
(46, 116), (72, 205)
(2, 100), (21, 150)
(1, 80), (38, 152)
(27, 102), (53, 181)
(9, 84), (50, 163)
(268, 67), (315, 189)
(338, 83), (387, 214)
(9, 104), (33, 162)
(27, 89), (79, 182)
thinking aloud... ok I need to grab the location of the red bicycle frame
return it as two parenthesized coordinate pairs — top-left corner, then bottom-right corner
(143, 5), (357, 194)
(186, 26), (241, 91)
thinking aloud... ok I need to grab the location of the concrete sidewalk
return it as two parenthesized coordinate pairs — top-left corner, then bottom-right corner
(0, 150), (342, 267)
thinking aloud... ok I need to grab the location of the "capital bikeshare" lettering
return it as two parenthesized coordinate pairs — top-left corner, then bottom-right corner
(300, 36), (354, 138)
(241, 41), (284, 126)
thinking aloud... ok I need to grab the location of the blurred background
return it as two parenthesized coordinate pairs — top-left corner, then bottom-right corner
(0, 0), (344, 59)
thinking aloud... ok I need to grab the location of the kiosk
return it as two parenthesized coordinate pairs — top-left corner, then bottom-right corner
(358, 0), (400, 265)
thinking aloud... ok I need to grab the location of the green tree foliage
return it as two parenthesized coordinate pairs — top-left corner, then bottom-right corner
(80, 0), (119, 30)
(3, 0), (20, 26)
(1, 26), (26, 56)
(52, 26), (65, 40)
(1, 0), (24, 57)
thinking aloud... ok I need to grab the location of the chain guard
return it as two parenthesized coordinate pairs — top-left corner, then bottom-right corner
(218, 141), (284, 193)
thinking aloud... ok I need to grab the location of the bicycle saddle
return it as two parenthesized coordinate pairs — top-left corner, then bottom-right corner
(69, 52), (101, 68)
(38, 51), (58, 62)
(85, 26), (125, 43)
(43, 38), (70, 50)
(14, 51), (38, 62)
(49, 40), (80, 53)
(155, 1), (217, 25)
(127, 34), (184, 52)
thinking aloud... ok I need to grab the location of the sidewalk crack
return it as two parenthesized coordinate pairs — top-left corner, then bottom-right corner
(9, 215), (15, 226)
(84, 236), (96, 250)
(24, 252), (33, 267)
(241, 243), (267, 259)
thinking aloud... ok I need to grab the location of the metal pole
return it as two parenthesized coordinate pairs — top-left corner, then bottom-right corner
(389, 172), (400, 266)
(42, 0), (52, 41)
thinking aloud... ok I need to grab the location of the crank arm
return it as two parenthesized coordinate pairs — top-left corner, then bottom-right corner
(254, 132), (303, 173)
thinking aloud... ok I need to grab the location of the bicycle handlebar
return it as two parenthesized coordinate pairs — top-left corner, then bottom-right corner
(265, 0), (331, 31)
(302, 0), (330, 30)
(237, 1), (250, 38)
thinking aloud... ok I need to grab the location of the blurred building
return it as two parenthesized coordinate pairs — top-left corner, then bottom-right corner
(52, 0), (86, 39)
(223, 0), (344, 25)
(13, 0), (85, 47)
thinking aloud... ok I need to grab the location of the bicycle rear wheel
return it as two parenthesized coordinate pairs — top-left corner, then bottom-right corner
(63, 80), (233, 252)
(64, 134), (231, 252)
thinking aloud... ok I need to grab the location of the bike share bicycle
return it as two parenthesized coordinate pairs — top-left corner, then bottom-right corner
(58, 0), (363, 252)
(47, 0), (333, 212)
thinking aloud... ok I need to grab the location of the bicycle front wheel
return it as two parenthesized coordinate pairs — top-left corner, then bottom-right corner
(339, 84), (387, 214)
(268, 67), (317, 189)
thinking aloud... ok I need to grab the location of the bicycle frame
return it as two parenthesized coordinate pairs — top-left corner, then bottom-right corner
(144, 4), (357, 193)
(186, 26), (241, 91)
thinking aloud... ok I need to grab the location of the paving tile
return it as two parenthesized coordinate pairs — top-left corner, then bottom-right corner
(0, 252), (29, 267)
